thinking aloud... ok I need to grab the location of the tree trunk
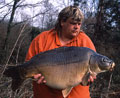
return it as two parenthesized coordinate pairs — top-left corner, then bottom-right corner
(3, 0), (20, 50)
(94, 0), (104, 42)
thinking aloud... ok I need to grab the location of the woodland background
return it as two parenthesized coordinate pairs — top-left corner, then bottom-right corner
(0, 0), (120, 98)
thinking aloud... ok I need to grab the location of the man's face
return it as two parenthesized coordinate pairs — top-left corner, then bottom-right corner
(61, 17), (81, 39)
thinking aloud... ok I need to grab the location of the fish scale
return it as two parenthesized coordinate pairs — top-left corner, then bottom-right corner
(3, 46), (115, 98)
(34, 47), (92, 65)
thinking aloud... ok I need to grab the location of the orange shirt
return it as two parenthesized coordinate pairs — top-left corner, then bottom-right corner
(26, 29), (96, 98)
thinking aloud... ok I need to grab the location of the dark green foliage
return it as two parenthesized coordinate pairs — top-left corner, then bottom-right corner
(30, 27), (41, 41)
(103, 0), (120, 42)
(72, 0), (82, 6)
(95, 0), (120, 43)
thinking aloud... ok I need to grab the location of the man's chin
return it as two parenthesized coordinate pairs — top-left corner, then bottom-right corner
(72, 32), (79, 37)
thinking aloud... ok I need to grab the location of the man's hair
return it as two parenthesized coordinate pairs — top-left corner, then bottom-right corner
(55, 6), (84, 32)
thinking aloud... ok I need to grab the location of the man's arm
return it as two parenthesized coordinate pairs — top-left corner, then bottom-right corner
(25, 37), (46, 84)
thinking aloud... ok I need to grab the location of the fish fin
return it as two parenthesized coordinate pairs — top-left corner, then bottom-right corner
(81, 72), (90, 86)
(3, 66), (24, 91)
(62, 87), (73, 98)
(4, 66), (19, 77)
(11, 79), (24, 91)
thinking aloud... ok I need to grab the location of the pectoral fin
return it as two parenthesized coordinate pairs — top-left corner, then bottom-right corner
(81, 72), (90, 86)
(62, 87), (73, 98)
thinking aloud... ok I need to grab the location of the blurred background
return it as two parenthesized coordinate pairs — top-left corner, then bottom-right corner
(0, 0), (120, 98)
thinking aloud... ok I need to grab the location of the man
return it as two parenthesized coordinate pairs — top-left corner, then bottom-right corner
(26, 6), (96, 98)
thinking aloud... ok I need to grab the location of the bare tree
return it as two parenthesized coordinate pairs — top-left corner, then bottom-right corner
(94, 0), (105, 42)
(3, 0), (21, 50)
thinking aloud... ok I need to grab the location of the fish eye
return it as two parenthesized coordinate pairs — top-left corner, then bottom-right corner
(101, 57), (108, 62)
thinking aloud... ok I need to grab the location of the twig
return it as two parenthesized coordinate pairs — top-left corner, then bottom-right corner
(105, 72), (113, 98)
(0, 22), (28, 80)
(16, 28), (32, 64)
(0, 79), (12, 88)
(0, 1), (13, 9)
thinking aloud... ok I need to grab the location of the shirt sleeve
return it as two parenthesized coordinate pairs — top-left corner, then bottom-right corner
(78, 32), (96, 52)
(25, 39), (39, 61)
(25, 32), (46, 61)
(84, 38), (96, 52)
(25, 30), (52, 61)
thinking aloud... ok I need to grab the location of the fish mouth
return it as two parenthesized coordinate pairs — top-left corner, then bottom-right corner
(109, 62), (115, 71)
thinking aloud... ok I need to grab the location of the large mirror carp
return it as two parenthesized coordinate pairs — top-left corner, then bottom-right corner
(4, 46), (115, 97)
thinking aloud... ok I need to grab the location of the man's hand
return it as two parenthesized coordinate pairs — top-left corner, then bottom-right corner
(33, 74), (46, 84)
(88, 75), (96, 83)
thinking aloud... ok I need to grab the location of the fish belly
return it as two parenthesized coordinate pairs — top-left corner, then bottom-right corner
(38, 63), (85, 90)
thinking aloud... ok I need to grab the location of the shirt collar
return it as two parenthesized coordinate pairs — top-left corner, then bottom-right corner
(55, 31), (78, 46)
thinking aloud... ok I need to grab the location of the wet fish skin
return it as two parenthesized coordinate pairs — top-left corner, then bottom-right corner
(3, 46), (115, 93)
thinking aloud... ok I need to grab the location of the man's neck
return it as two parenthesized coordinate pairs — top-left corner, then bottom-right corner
(59, 33), (73, 46)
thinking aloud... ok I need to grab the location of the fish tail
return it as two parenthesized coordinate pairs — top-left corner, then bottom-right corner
(3, 66), (24, 91)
